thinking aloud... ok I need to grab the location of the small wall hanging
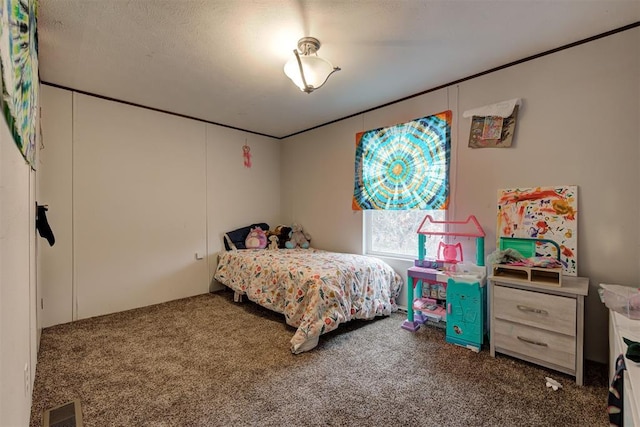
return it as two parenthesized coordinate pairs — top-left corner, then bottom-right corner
(242, 142), (252, 168)
(463, 98), (521, 148)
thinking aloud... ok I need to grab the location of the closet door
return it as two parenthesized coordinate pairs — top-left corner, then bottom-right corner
(73, 94), (208, 319)
(38, 85), (74, 327)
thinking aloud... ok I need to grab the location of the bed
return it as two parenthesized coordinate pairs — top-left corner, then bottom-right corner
(213, 247), (403, 353)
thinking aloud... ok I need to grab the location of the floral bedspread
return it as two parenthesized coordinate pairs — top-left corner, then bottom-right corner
(214, 248), (403, 353)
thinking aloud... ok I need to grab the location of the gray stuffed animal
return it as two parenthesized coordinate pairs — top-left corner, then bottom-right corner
(285, 223), (311, 249)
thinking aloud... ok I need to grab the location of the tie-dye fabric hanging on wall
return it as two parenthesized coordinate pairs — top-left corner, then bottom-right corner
(0, 0), (39, 167)
(353, 111), (451, 210)
(497, 185), (578, 276)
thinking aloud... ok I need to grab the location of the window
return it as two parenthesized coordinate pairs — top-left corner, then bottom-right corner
(365, 210), (446, 259)
(354, 111), (452, 260)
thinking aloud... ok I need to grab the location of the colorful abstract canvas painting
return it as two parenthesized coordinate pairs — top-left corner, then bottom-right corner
(353, 111), (451, 210)
(497, 185), (578, 276)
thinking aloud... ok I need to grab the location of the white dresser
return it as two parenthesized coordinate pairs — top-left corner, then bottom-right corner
(488, 275), (589, 385)
(609, 309), (640, 426)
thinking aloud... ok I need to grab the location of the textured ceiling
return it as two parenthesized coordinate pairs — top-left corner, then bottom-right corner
(38, 1), (640, 139)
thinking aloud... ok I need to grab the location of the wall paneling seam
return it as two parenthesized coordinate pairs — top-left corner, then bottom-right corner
(71, 92), (77, 321)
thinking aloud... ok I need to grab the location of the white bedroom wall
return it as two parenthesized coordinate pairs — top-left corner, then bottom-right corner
(280, 27), (640, 363)
(0, 116), (36, 426)
(205, 125), (281, 289)
(454, 29), (639, 363)
(38, 88), (283, 321)
(280, 117), (365, 255)
(73, 93), (209, 319)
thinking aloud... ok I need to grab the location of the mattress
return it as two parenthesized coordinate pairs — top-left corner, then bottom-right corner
(213, 248), (403, 353)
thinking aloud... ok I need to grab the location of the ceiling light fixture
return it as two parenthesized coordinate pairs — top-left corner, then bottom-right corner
(284, 37), (341, 94)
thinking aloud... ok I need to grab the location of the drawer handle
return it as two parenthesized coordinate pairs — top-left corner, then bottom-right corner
(517, 336), (548, 347)
(517, 304), (548, 315)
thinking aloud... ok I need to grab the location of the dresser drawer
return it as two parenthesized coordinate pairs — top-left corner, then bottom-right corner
(493, 285), (576, 335)
(494, 318), (576, 370)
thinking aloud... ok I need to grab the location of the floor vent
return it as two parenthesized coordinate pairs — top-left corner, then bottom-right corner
(42, 400), (83, 427)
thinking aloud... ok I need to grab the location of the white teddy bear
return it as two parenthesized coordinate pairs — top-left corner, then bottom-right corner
(285, 223), (311, 249)
(268, 235), (279, 250)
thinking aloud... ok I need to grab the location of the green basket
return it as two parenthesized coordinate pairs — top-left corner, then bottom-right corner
(499, 237), (561, 260)
(499, 237), (536, 258)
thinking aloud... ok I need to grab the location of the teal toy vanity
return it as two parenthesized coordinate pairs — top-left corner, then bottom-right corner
(402, 215), (488, 352)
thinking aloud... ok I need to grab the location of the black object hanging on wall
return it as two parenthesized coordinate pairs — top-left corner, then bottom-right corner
(36, 203), (55, 246)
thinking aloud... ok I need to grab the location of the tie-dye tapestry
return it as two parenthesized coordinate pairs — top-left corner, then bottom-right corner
(0, 0), (39, 167)
(497, 185), (578, 276)
(353, 110), (451, 210)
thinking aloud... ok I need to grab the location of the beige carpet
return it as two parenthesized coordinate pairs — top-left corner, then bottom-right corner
(30, 289), (608, 426)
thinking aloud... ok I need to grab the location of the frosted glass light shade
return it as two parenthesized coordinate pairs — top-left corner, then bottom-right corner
(284, 55), (337, 93)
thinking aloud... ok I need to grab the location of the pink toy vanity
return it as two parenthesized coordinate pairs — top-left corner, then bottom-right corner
(402, 215), (488, 352)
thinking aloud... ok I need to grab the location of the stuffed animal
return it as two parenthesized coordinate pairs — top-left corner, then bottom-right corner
(270, 225), (292, 249)
(245, 227), (267, 249)
(285, 223), (311, 249)
(268, 235), (279, 250)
